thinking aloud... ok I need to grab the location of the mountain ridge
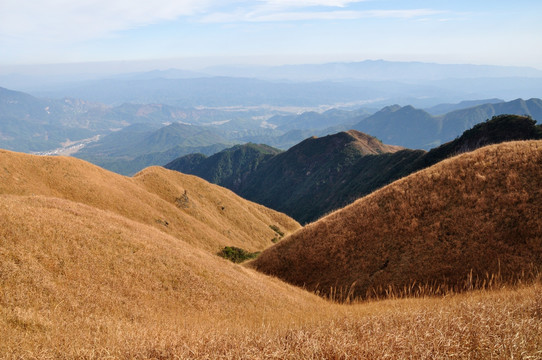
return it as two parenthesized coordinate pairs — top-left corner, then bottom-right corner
(250, 140), (542, 299)
(167, 114), (542, 224)
(167, 130), (409, 223)
(353, 98), (542, 149)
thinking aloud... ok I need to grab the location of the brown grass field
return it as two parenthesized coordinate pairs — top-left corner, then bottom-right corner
(252, 140), (542, 299)
(1, 144), (541, 358)
(0, 149), (299, 253)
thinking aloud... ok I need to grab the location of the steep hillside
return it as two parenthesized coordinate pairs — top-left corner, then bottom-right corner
(2, 194), (540, 358)
(0, 150), (299, 253)
(250, 141), (542, 299)
(1, 152), (540, 358)
(167, 132), (422, 225)
(166, 143), (282, 191)
(236, 131), (407, 223)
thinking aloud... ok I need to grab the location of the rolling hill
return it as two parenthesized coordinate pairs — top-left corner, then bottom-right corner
(165, 143), (282, 192)
(0, 193), (321, 357)
(0, 149), (299, 253)
(250, 140), (542, 299)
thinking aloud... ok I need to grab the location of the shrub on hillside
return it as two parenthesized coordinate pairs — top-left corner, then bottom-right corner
(217, 246), (260, 263)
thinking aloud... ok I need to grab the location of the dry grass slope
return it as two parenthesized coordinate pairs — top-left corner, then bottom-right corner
(251, 140), (542, 299)
(0, 194), (323, 357)
(0, 148), (541, 358)
(0, 150), (300, 252)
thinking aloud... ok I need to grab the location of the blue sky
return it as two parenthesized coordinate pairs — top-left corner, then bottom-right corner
(1, 0), (541, 70)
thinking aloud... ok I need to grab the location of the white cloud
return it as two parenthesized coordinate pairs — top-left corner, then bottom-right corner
(0, 0), (443, 45)
(0, 0), (215, 42)
(202, 8), (445, 23)
(259, 0), (365, 8)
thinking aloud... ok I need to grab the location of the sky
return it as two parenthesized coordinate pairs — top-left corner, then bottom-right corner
(1, 0), (541, 72)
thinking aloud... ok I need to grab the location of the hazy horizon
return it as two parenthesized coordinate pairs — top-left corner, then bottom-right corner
(2, 58), (542, 82)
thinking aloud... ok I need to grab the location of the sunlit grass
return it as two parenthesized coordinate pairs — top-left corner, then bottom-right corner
(1, 143), (541, 358)
(252, 140), (542, 300)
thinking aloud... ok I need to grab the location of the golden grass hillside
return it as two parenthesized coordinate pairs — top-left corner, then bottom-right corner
(250, 140), (542, 299)
(0, 194), (325, 357)
(1, 194), (540, 358)
(1, 149), (541, 358)
(0, 149), (299, 252)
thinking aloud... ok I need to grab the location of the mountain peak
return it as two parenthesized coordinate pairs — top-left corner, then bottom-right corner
(343, 130), (404, 155)
(290, 130), (403, 157)
(380, 104), (402, 113)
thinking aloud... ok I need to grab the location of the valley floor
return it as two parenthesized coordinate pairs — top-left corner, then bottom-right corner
(2, 282), (540, 359)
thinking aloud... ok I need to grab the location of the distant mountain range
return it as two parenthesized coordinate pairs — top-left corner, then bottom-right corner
(0, 87), (107, 152)
(353, 98), (542, 149)
(202, 60), (542, 82)
(166, 115), (542, 224)
(0, 86), (249, 153)
(24, 76), (542, 110)
(3, 60), (540, 109)
(74, 122), (234, 175)
(440, 98), (542, 140)
(265, 108), (371, 132)
(2, 84), (542, 176)
(424, 98), (504, 115)
(29, 77), (388, 107)
(0, 85), (280, 156)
